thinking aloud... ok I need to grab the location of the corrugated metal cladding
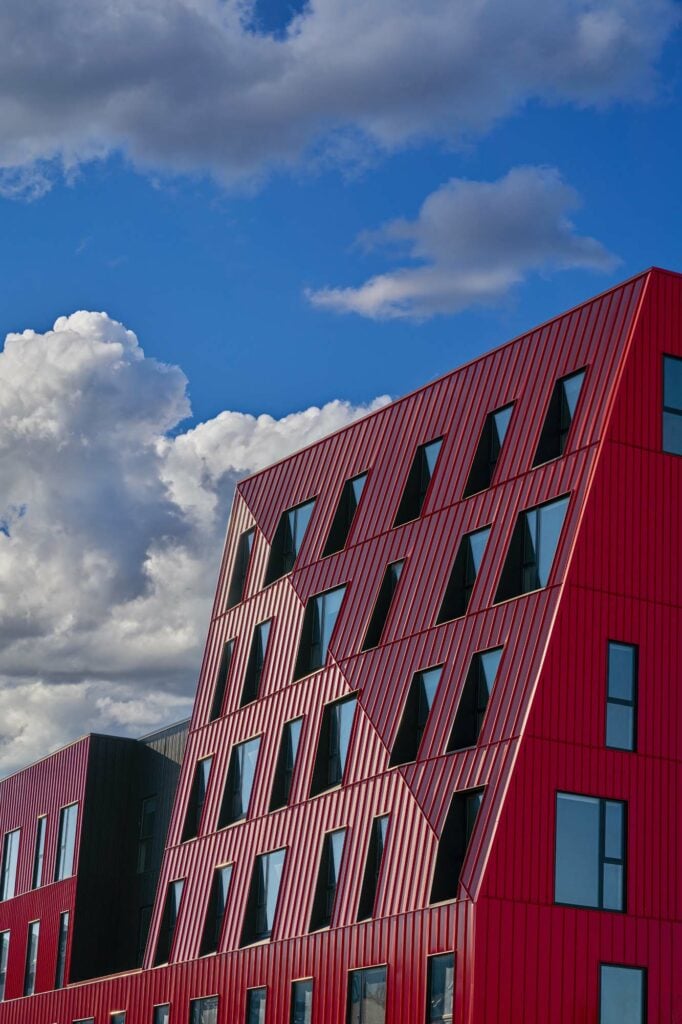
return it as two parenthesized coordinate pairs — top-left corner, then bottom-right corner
(0, 268), (680, 1023)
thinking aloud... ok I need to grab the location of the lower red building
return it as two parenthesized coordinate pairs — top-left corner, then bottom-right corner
(0, 267), (680, 1023)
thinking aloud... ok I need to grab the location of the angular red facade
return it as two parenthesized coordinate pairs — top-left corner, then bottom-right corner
(0, 267), (680, 1023)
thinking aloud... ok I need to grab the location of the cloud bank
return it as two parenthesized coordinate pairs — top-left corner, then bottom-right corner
(0, 311), (387, 774)
(0, 0), (678, 195)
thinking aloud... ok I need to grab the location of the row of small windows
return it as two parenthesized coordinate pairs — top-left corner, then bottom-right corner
(0, 909), (70, 1001)
(0, 802), (78, 902)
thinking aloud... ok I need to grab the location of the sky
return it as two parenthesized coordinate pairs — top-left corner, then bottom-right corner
(0, 0), (680, 774)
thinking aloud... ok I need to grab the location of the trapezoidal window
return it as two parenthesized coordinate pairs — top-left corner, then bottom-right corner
(436, 527), (490, 623)
(390, 665), (443, 766)
(310, 694), (357, 797)
(265, 498), (316, 585)
(269, 717), (304, 812)
(533, 369), (586, 466)
(361, 560), (404, 651)
(447, 647), (503, 751)
(430, 789), (483, 904)
(226, 528), (255, 609)
(495, 494), (569, 603)
(239, 620), (272, 707)
(663, 354), (682, 454)
(240, 847), (286, 945)
(182, 756), (213, 842)
(357, 815), (389, 921)
(293, 585), (346, 680)
(394, 436), (443, 527)
(218, 736), (261, 828)
(322, 473), (368, 557)
(209, 639), (234, 721)
(154, 878), (184, 965)
(200, 864), (232, 956)
(309, 828), (346, 931)
(463, 403), (514, 497)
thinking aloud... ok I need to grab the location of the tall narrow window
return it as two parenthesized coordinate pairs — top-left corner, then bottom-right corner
(240, 620), (272, 706)
(32, 816), (47, 889)
(200, 865), (233, 956)
(310, 695), (357, 796)
(111, 1014), (127, 1024)
(0, 931), (9, 1002)
(430, 789), (483, 904)
(357, 816), (389, 921)
(136, 905), (152, 966)
(182, 757), (213, 842)
(362, 560), (404, 651)
(323, 473), (367, 557)
(240, 847), (286, 946)
(606, 642), (637, 752)
(663, 354), (682, 454)
(394, 437), (443, 527)
(154, 878), (184, 965)
(463, 404), (514, 497)
(533, 369), (586, 466)
(55, 803), (78, 880)
(310, 829), (346, 931)
(348, 966), (387, 1024)
(23, 921), (39, 996)
(427, 953), (455, 1024)
(447, 647), (503, 751)
(291, 979), (314, 1024)
(153, 1005), (170, 1024)
(246, 988), (267, 1024)
(226, 528), (255, 609)
(600, 965), (646, 1024)
(265, 498), (316, 584)
(269, 717), (304, 812)
(555, 794), (626, 911)
(390, 666), (442, 766)
(218, 737), (261, 828)
(209, 639), (235, 720)
(190, 996), (219, 1024)
(1, 829), (20, 900)
(54, 910), (69, 989)
(293, 585), (346, 680)
(436, 527), (490, 623)
(495, 495), (569, 603)
(136, 796), (157, 874)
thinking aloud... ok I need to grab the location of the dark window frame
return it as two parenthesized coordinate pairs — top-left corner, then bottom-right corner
(32, 815), (47, 890)
(55, 802), (79, 881)
(605, 640), (638, 752)
(240, 846), (287, 946)
(463, 403), (514, 498)
(322, 473), (368, 558)
(245, 986), (267, 1024)
(346, 964), (388, 1024)
(309, 827), (347, 932)
(494, 494), (570, 604)
(265, 497), (317, 585)
(389, 665), (443, 767)
(662, 353), (682, 455)
(447, 647), (504, 752)
(136, 794), (157, 875)
(190, 994), (220, 1024)
(310, 694), (358, 797)
(361, 560), (405, 651)
(182, 756), (214, 843)
(23, 919), (39, 997)
(200, 863), (233, 956)
(226, 528), (256, 609)
(209, 638), (235, 721)
(269, 716), (304, 812)
(293, 584), (348, 681)
(436, 527), (491, 624)
(598, 963), (647, 1024)
(426, 952), (455, 1024)
(532, 367), (587, 467)
(429, 789), (484, 905)
(239, 620), (273, 707)
(393, 436), (444, 528)
(357, 814), (390, 921)
(290, 978), (314, 1024)
(218, 735), (262, 829)
(154, 877), (185, 966)
(554, 792), (627, 913)
(54, 909), (70, 989)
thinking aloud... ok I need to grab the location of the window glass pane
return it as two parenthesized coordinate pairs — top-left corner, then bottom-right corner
(427, 953), (455, 1024)
(468, 528), (490, 574)
(602, 862), (624, 911)
(153, 1006), (170, 1024)
(247, 988), (267, 1024)
(663, 355), (682, 409)
(423, 439), (442, 475)
(321, 587), (345, 653)
(606, 703), (634, 751)
(1, 830), (20, 900)
(352, 474), (367, 503)
(263, 849), (285, 935)
(293, 500), (315, 552)
(349, 967), (387, 1024)
(555, 794), (600, 907)
(227, 529), (255, 608)
(270, 717), (304, 811)
(479, 648), (503, 699)
(55, 911), (70, 988)
(32, 817), (47, 889)
(537, 497), (569, 585)
(562, 370), (585, 418)
(337, 698), (356, 778)
(0, 931), (9, 1002)
(111, 1014), (126, 1024)
(604, 801), (624, 860)
(292, 979), (313, 1024)
(191, 996), (219, 1024)
(56, 803), (78, 880)
(600, 966), (645, 1024)
(662, 411), (682, 454)
(24, 921), (39, 995)
(608, 643), (636, 701)
(493, 405), (513, 445)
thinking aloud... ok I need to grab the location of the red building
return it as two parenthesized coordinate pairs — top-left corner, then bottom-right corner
(0, 267), (680, 1023)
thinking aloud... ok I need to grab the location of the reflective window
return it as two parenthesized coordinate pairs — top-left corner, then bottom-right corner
(240, 620), (272, 706)
(246, 988), (267, 1024)
(390, 666), (442, 766)
(191, 996), (219, 1024)
(24, 921), (39, 996)
(663, 354), (682, 455)
(427, 953), (455, 1024)
(347, 966), (387, 1024)
(1, 829), (20, 900)
(226, 528), (255, 609)
(600, 965), (646, 1024)
(265, 498), (316, 584)
(55, 803), (79, 880)
(606, 642), (637, 752)
(182, 757), (213, 842)
(55, 911), (69, 989)
(219, 737), (261, 828)
(209, 639), (235, 720)
(436, 527), (490, 623)
(154, 878), (184, 965)
(357, 816), (389, 921)
(269, 718), (304, 812)
(430, 790), (483, 904)
(323, 473), (367, 557)
(294, 585), (347, 680)
(200, 865), (232, 956)
(448, 648), (503, 751)
(394, 437), (443, 526)
(0, 931), (9, 1002)
(362, 560), (404, 651)
(555, 794), (626, 911)
(533, 369), (586, 466)
(291, 979), (314, 1024)
(310, 695), (357, 796)
(463, 404), (514, 497)
(241, 848), (286, 945)
(137, 796), (157, 874)
(153, 1005), (170, 1024)
(495, 495), (569, 602)
(32, 816), (47, 889)
(111, 1014), (126, 1024)
(310, 828), (346, 931)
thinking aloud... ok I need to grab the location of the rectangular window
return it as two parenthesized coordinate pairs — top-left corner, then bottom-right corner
(663, 354), (682, 454)
(240, 620), (272, 706)
(190, 996), (219, 1024)
(436, 527), (490, 623)
(209, 639), (235, 721)
(394, 437), (443, 526)
(200, 864), (232, 956)
(347, 966), (387, 1024)
(293, 585), (347, 680)
(269, 717), (304, 812)
(390, 666), (442, 766)
(463, 404), (513, 497)
(600, 965), (646, 1024)
(246, 988), (267, 1024)
(240, 848), (286, 946)
(137, 795), (157, 874)
(218, 736), (261, 828)
(447, 647), (503, 751)
(226, 528), (255, 609)
(310, 695), (357, 796)
(361, 560), (404, 651)
(111, 1013), (127, 1024)
(310, 828), (346, 931)
(430, 790), (483, 904)
(555, 793), (626, 911)
(32, 816), (47, 889)
(495, 495), (569, 603)
(1, 829), (20, 901)
(55, 803), (78, 880)
(533, 368), (586, 466)
(55, 911), (69, 989)
(323, 473), (367, 557)
(427, 953), (455, 1024)
(137, 905), (152, 966)
(0, 931), (9, 1002)
(357, 816), (389, 921)
(291, 979), (314, 1024)
(265, 498), (316, 584)
(153, 1005), (170, 1024)
(24, 921), (39, 996)
(606, 642), (637, 752)
(154, 878), (184, 965)
(182, 757), (213, 842)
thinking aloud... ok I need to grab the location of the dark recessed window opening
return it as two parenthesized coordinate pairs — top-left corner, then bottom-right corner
(463, 404), (514, 497)
(226, 528), (255, 609)
(495, 495), (569, 603)
(136, 905), (152, 966)
(291, 979), (314, 1024)
(190, 995), (219, 1024)
(200, 865), (232, 956)
(555, 793), (626, 911)
(209, 639), (235, 721)
(32, 815), (47, 889)
(293, 585), (347, 680)
(136, 795), (156, 874)
(240, 620), (272, 707)
(182, 756), (213, 842)
(390, 666), (442, 767)
(110, 1013), (126, 1024)
(394, 436), (443, 527)
(347, 966), (387, 1024)
(533, 368), (586, 466)
(265, 498), (316, 585)
(323, 473), (368, 557)
(269, 717), (304, 812)
(240, 847), (286, 946)
(310, 829), (346, 931)
(599, 964), (646, 1024)
(436, 527), (490, 623)
(430, 789), (483, 904)
(310, 695), (357, 797)
(218, 737), (261, 829)
(663, 354), (682, 455)
(427, 953), (455, 1024)
(357, 815), (389, 921)
(153, 1005), (170, 1024)
(0, 931), (9, 1002)
(606, 642), (638, 752)
(362, 560), (404, 651)
(447, 647), (503, 751)
(246, 988), (267, 1024)
(154, 878), (184, 965)
(54, 910), (69, 989)
(23, 921), (39, 996)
